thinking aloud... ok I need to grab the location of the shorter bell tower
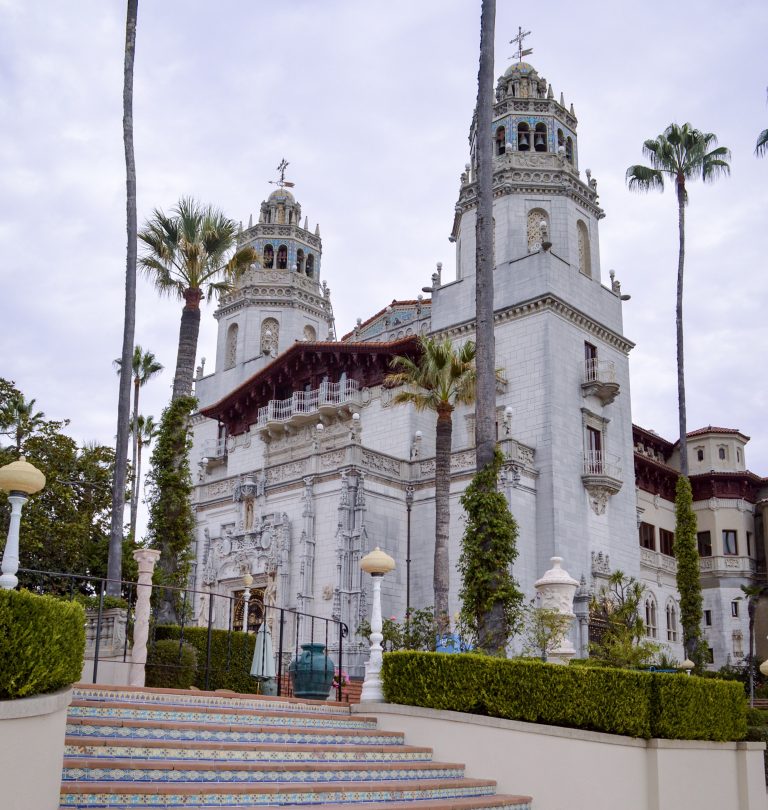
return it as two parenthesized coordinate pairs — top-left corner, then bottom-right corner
(195, 162), (335, 409)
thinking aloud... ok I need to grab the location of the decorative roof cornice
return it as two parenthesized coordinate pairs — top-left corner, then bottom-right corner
(436, 293), (634, 355)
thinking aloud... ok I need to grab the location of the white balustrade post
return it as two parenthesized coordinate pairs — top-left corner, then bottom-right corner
(129, 548), (161, 687)
(0, 494), (27, 590)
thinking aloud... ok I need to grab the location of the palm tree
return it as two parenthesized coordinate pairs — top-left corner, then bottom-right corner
(474, 0), (497, 474)
(626, 123), (730, 476)
(139, 198), (258, 401)
(130, 414), (158, 541)
(0, 394), (45, 453)
(757, 88), (767, 158)
(740, 583), (768, 706)
(115, 346), (163, 540)
(108, 0), (139, 596)
(386, 336), (477, 633)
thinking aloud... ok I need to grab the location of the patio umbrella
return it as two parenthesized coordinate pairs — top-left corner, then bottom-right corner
(250, 621), (276, 679)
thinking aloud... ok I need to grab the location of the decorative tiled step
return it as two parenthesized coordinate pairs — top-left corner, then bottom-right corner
(69, 701), (378, 730)
(66, 717), (404, 746)
(73, 685), (351, 715)
(65, 738), (434, 764)
(59, 776), (499, 807)
(62, 758), (465, 784)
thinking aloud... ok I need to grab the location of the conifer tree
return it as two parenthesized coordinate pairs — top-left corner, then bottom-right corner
(674, 475), (703, 664)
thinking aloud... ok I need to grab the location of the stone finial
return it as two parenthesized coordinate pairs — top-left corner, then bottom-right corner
(315, 224), (320, 236)
(259, 210), (265, 223)
(534, 557), (579, 664)
(303, 216), (308, 229)
(559, 91), (565, 106)
(570, 103), (575, 116)
(547, 83), (554, 99)
(248, 214), (253, 228)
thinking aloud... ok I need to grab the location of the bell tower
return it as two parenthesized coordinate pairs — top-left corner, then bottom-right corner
(431, 49), (639, 589)
(195, 162), (335, 409)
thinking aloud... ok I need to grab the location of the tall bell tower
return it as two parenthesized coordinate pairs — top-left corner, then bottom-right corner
(431, 49), (640, 592)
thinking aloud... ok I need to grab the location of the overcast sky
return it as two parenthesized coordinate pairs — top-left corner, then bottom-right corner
(1, 1), (767, 509)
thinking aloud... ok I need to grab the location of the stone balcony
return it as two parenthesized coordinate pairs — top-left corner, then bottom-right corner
(257, 379), (360, 437)
(581, 452), (622, 515)
(581, 359), (619, 405)
(699, 555), (757, 577)
(640, 547), (678, 575)
(202, 437), (227, 467)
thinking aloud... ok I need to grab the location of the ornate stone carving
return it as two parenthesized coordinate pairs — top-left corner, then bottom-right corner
(361, 449), (401, 477)
(266, 459), (306, 484)
(320, 449), (346, 469)
(591, 551), (611, 576)
(585, 484), (610, 515)
(207, 478), (235, 498)
(260, 317), (279, 357)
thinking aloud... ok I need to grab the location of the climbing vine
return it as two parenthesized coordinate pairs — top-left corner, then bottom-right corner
(458, 449), (523, 653)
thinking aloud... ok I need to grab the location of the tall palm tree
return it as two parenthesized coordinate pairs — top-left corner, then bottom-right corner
(115, 346), (163, 540)
(626, 123), (730, 476)
(0, 394), (45, 453)
(139, 198), (258, 401)
(386, 336), (477, 633)
(131, 413), (158, 541)
(474, 0), (497, 474)
(108, 0), (139, 596)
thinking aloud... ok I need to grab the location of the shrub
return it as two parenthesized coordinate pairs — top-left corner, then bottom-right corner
(73, 594), (129, 612)
(0, 589), (85, 699)
(382, 650), (746, 741)
(154, 625), (258, 693)
(145, 639), (198, 689)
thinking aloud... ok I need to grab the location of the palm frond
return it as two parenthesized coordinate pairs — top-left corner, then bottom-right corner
(756, 128), (768, 158)
(626, 165), (664, 192)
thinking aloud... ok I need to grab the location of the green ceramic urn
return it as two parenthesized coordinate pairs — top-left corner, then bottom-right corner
(288, 642), (335, 699)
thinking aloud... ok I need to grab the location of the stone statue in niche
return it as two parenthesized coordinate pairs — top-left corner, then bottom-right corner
(244, 499), (254, 531)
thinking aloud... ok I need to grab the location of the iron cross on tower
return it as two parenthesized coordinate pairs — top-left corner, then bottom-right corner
(510, 27), (533, 63)
(270, 158), (295, 189)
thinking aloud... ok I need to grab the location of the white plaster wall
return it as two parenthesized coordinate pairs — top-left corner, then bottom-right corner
(0, 687), (72, 810)
(357, 703), (767, 810)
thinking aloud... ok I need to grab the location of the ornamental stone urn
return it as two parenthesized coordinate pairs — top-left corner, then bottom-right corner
(288, 642), (335, 700)
(534, 556), (579, 664)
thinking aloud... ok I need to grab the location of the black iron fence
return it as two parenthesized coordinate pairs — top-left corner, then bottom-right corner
(17, 568), (349, 701)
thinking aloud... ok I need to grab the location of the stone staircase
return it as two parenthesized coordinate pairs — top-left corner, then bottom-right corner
(60, 685), (532, 809)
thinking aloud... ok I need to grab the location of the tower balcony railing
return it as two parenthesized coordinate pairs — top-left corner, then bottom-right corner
(583, 452), (621, 480)
(202, 438), (227, 460)
(582, 359), (620, 405)
(256, 379), (360, 428)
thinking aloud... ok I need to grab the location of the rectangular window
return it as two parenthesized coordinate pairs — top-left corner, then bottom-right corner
(704, 610), (712, 627)
(707, 648), (715, 664)
(584, 342), (598, 380)
(697, 531), (712, 557)
(747, 531), (753, 557)
(586, 426), (602, 473)
(723, 530), (738, 556)
(659, 529), (675, 557)
(639, 522), (656, 551)
(733, 632), (744, 658)
(731, 601), (739, 618)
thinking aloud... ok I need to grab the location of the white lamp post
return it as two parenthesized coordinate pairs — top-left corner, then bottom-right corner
(0, 456), (45, 589)
(242, 572), (253, 632)
(359, 546), (395, 702)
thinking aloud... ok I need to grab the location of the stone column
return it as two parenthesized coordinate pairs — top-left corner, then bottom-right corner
(360, 574), (385, 702)
(534, 556), (579, 664)
(129, 548), (161, 687)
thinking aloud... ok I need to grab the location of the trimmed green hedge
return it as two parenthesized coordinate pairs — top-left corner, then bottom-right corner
(382, 651), (746, 741)
(146, 639), (198, 690)
(154, 625), (258, 694)
(0, 589), (85, 699)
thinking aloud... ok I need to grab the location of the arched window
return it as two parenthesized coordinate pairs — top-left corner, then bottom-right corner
(557, 129), (565, 153)
(696, 448), (704, 462)
(534, 123), (547, 152)
(276, 245), (288, 270)
(495, 126), (506, 156)
(577, 220), (591, 277)
(260, 317), (279, 357)
(263, 244), (274, 269)
(666, 601), (678, 642)
(303, 324), (316, 341)
(306, 254), (315, 278)
(224, 323), (238, 370)
(517, 122), (531, 152)
(645, 597), (658, 639)
(566, 136), (574, 163)
(527, 208), (549, 253)
(296, 248), (305, 273)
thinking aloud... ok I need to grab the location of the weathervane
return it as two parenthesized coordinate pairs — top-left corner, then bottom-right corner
(269, 158), (295, 189)
(509, 26), (533, 63)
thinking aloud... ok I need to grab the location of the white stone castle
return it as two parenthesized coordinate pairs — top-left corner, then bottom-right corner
(188, 60), (766, 673)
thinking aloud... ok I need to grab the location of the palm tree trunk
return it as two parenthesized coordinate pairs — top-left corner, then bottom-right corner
(474, 0), (497, 473)
(131, 434), (144, 544)
(129, 377), (140, 540)
(676, 179), (688, 477)
(108, 0), (139, 596)
(434, 404), (453, 634)
(172, 289), (203, 400)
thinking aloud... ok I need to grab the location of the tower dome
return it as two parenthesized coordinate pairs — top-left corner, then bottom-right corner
(268, 187), (295, 204)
